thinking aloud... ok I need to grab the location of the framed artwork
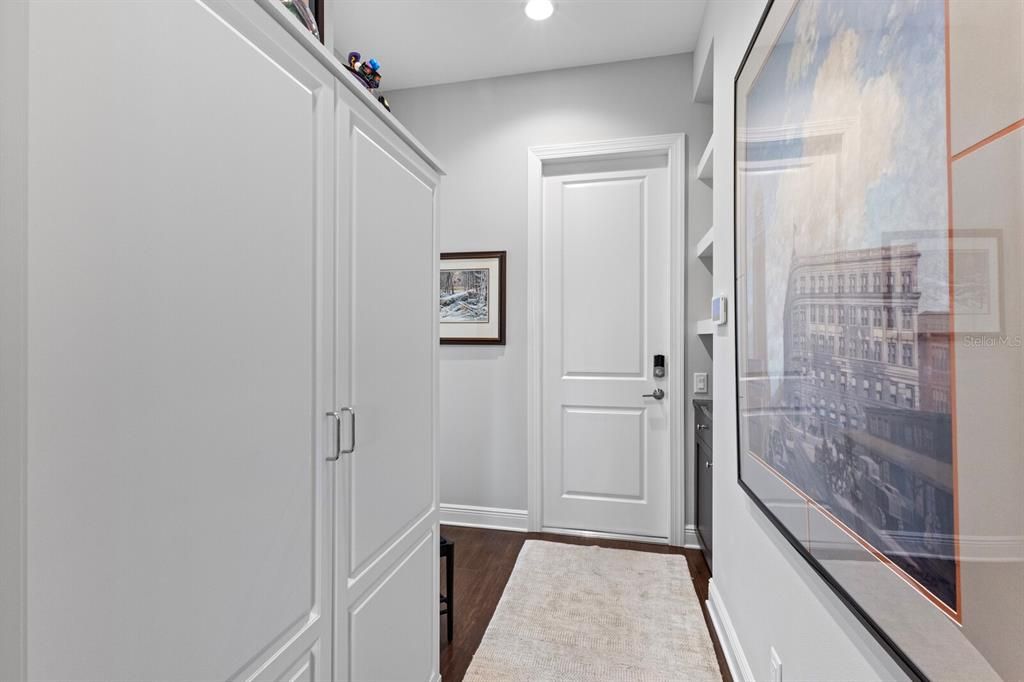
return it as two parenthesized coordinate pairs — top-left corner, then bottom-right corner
(312, 0), (324, 44)
(280, 0), (322, 42)
(884, 230), (1003, 336)
(440, 251), (506, 345)
(735, 0), (1021, 679)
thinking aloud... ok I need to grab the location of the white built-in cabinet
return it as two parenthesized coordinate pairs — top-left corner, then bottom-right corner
(2, 1), (441, 680)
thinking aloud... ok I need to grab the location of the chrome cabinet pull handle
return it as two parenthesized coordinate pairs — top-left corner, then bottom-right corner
(325, 407), (355, 461)
(326, 411), (342, 461)
(697, 424), (709, 431)
(340, 406), (355, 455)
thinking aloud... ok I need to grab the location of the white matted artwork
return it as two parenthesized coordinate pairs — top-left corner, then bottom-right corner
(886, 230), (1003, 334)
(440, 251), (506, 344)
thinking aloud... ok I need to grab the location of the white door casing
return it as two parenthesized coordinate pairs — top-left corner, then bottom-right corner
(529, 136), (686, 542)
(25, 1), (336, 679)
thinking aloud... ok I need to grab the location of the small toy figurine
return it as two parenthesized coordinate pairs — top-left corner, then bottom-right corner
(345, 51), (391, 112)
(345, 51), (382, 91)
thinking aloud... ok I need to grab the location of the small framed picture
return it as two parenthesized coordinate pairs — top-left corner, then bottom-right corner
(885, 230), (1003, 335)
(440, 251), (506, 345)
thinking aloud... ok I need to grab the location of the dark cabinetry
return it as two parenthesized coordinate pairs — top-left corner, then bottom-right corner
(694, 399), (713, 570)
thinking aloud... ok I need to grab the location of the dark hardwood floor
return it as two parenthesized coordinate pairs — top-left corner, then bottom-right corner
(438, 525), (732, 682)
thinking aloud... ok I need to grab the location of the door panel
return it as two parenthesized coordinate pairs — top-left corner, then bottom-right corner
(695, 403), (713, 569)
(563, 407), (645, 500)
(276, 646), (319, 682)
(347, 124), (435, 576)
(340, 108), (440, 681)
(562, 179), (645, 376)
(542, 161), (671, 539)
(696, 438), (713, 569)
(349, 534), (436, 682)
(25, 1), (335, 679)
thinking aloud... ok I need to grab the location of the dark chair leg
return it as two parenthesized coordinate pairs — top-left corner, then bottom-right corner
(446, 542), (454, 642)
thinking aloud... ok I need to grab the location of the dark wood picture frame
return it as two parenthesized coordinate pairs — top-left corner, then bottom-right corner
(313, 0), (324, 44)
(440, 251), (506, 345)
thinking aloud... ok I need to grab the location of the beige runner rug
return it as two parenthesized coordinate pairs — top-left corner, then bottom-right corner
(463, 540), (721, 682)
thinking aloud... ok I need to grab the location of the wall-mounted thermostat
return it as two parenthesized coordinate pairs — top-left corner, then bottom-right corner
(711, 294), (728, 326)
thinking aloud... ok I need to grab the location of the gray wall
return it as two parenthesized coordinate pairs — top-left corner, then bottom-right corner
(389, 54), (713, 516)
(697, 2), (910, 680)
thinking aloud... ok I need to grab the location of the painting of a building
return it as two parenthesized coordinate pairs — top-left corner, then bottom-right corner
(763, 244), (958, 611)
(783, 245), (923, 436)
(917, 311), (952, 413)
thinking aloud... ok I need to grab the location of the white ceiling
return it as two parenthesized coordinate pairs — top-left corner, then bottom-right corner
(330, 0), (708, 91)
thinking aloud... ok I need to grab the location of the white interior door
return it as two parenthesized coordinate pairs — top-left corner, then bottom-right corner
(541, 157), (671, 539)
(336, 104), (440, 682)
(25, 2), (335, 680)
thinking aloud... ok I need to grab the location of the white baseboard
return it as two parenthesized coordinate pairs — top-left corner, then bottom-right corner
(706, 578), (755, 682)
(439, 503), (528, 532)
(683, 523), (701, 549)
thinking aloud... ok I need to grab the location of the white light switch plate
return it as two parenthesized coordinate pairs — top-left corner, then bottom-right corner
(693, 372), (708, 394)
(712, 294), (728, 325)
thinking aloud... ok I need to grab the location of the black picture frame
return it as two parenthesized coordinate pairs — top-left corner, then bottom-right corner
(440, 251), (507, 345)
(313, 0), (324, 44)
(733, 2), (930, 679)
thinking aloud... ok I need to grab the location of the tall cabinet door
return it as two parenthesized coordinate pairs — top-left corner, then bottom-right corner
(25, 2), (336, 680)
(334, 94), (441, 682)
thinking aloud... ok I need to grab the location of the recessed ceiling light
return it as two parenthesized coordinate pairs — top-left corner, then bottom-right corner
(525, 0), (554, 21)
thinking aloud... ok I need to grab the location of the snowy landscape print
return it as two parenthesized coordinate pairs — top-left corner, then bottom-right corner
(440, 269), (490, 323)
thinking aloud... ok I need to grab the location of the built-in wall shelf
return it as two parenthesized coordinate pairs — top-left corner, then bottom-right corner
(696, 226), (714, 263)
(697, 138), (714, 187)
(693, 36), (714, 360)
